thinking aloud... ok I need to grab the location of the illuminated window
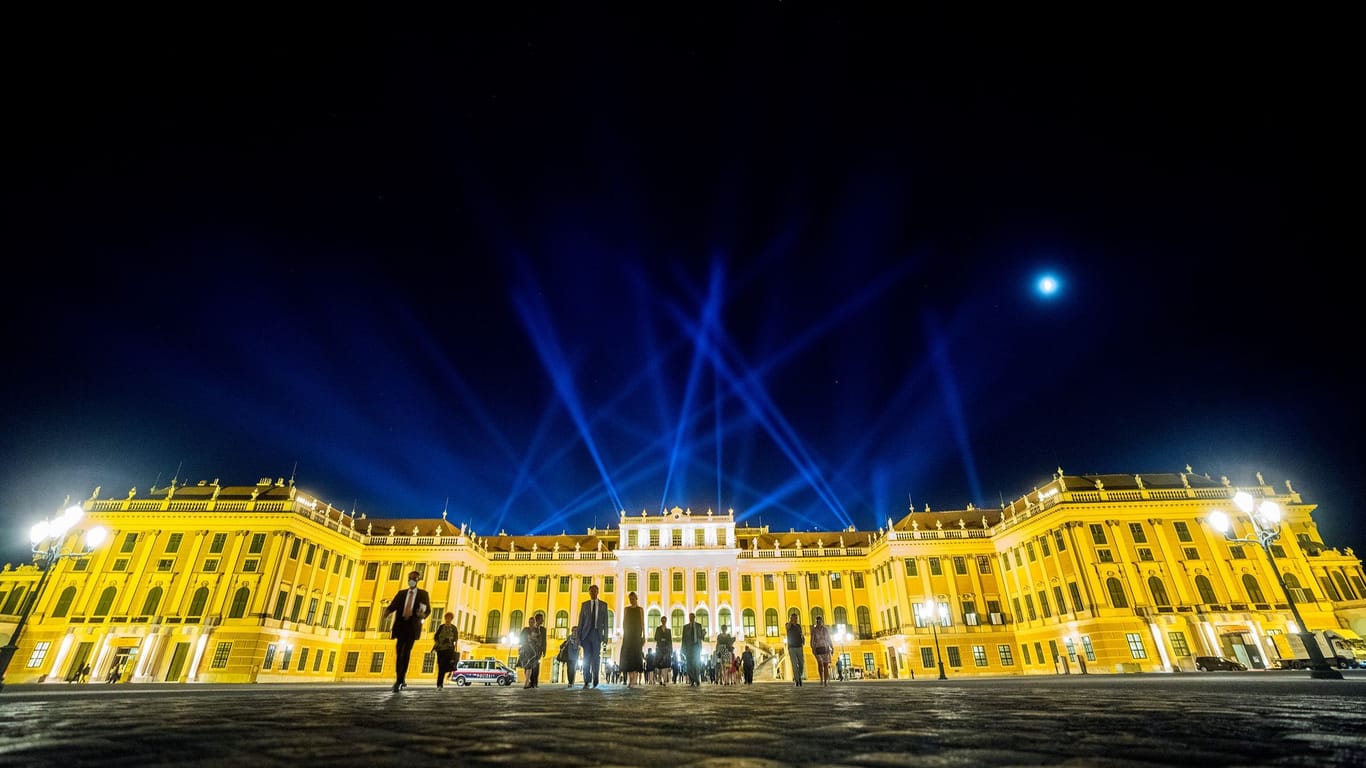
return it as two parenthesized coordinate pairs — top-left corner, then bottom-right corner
(25, 641), (51, 668)
(1168, 631), (1191, 657)
(343, 651), (358, 673)
(211, 642), (232, 669)
(263, 644), (277, 669)
(972, 645), (988, 667)
(369, 652), (384, 673)
(1125, 632), (1147, 659)
(997, 644), (1014, 665)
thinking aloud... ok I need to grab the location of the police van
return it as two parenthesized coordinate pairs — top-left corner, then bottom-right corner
(451, 657), (518, 686)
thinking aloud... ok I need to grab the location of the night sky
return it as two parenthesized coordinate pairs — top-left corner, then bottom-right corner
(4, 7), (1361, 566)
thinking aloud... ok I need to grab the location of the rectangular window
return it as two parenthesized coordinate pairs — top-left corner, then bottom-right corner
(582, 577), (592, 591)
(211, 642), (232, 669)
(354, 606), (370, 632)
(1068, 582), (1083, 612)
(289, 539), (301, 559)
(1037, 590), (1051, 619)
(321, 602), (332, 628)
(1034, 642), (1045, 665)
(243, 558), (259, 573)
(166, 533), (184, 553)
(369, 652), (385, 673)
(560, 576), (571, 593)
(365, 563), (379, 580)
(1065, 637), (1077, 661)
(953, 556), (967, 575)
(695, 529), (705, 546)
(1024, 595), (1037, 621)
(313, 648), (323, 672)
(263, 644), (277, 670)
(1169, 631), (1191, 657)
(1230, 545), (1247, 559)
(388, 563), (403, 580)
(976, 556), (992, 574)
(492, 577), (504, 593)
(904, 559), (918, 577)
(696, 572), (707, 591)
(202, 559), (219, 572)
(1129, 523), (1147, 544)
(785, 574), (798, 590)
(515, 576), (526, 592)
(1012, 597), (1023, 622)
(290, 595), (303, 622)
(422, 651), (436, 674)
(972, 645), (988, 667)
(853, 572), (865, 588)
(1174, 521), (1193, 542)
(806, 573), (818, 589)
(210, 532), (227, 554)
(673, 572), (684, 591)
(1125, 632), (1148, 659)
(1001, 553), (1011, 572)
(249, 533), (266, 554)
(929, 558), (942, 576)
(627, 530), (638, 547)
(627, 573), (638, 592)
(327, 650), (336, 672)
(157, 559), (174, 571)
(273, 591), (288, 620)
(1183, 547), (1200, 560)
(25, 641), (51, 668)
(438, 563), (451, 581)
(946, 647), (962, 667)
(1021, 643), (1031, 665)
(112, 558), (129, 572)
(672, 529), (683, 546)
(830, 572), (841, 588)
(719, 571), (730, 591)
(997, 644), (1014, 665)
(1082, 636), (1096, 661)
(1138, 548), (1154, 561)
(121, 533), (138, 553)
(73, 558), (89, 572)
(921, 647), (936, 668)
(1026, 542), (1036, 562)
(1089, 524), (1106, 545)
(604, 576), (614, 592)
(281, 647), (293, 669)
(764, 574), (775, 591)
(1097, 549), (1114, 563)
(649, 529), (660, 546)
(1269, 544), (1287, 558)
(741, 574), (752, 591)
(1013, 549), (1023, 567)
(1040, 536), (1051, 556)
(537, 576), (548, 593)
(306, 598), (319, 625)
(1053, 530), (1066, 552)
(344, 651), (359, 673)
(1053, 586), (1067, 615)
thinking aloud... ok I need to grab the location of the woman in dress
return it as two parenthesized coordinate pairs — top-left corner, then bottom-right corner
(620, 591), (646, 687)
(810, 614), (834, 686)
(714, 624), (736, 685)
(520, 614), (545, 688)
(653, 614), (673, 685)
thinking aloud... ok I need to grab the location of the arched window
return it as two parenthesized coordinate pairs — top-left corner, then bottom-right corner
(1195, 575), (1218, 604)
(555, 610), (570, 640)
(742, 608), (756, 639)
(188, 587), (209, 617)
(671, 608), (685, 639)
(93, 586), (117, 616)
(765, 608), (780, 637)
(647, 608), (661, 635)
(718, 607), (732, 632)
(1106, 577), (1128, 608)
(1332, 572), (1356, 601)
(1242, 574), (1266, 604)
(833, 605), (848, 628)
(486, 610), (502, 640)
(509, 610), (524, 635)
(856, 606), (872, 636)
(810, 606), (824, 625)
(2, 586), (26, 614)
(696, 608), (709, 636)
(1148, 576), (1171, 606)
(52, 586), (77, 618)
(229, 587), (251, 618)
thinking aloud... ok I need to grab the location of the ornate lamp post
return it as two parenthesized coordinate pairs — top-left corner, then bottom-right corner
(922, 600), (947, 680)
(0, 505), (108, 690)
(1208, 490), (1343, 680)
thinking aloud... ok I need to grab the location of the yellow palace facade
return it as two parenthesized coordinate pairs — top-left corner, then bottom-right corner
(2, 468), (1364, 686)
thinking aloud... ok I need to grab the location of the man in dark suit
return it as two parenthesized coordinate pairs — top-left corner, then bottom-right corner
(382, 569), (430, 692)
(681, 611), (705, 686)
(575, 583), (608, 688)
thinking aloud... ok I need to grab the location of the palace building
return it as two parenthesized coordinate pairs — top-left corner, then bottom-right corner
(2, 468), (1364, 685)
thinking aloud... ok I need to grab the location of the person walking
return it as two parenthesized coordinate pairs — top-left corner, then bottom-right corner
(621, 591), (645, 687)
(382, 569), (430, 692)
(741, 646), (755, 684)
(520, 614), (545, 688)
(714, 623), (736, 685)
(558, 633), (581, 688)
(653, 614), (673, 685)
(681, 611), (705, 687)
(786, 611), (806, 687)
(576, 583), (609, 688)
(810, 614), (833, 686)
(432, 611), (460, 689)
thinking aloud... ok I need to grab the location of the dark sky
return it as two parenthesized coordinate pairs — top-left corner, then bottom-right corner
(4, 6), (1361, 565)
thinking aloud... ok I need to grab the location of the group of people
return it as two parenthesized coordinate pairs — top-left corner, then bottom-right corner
(384, 574), (837, 692)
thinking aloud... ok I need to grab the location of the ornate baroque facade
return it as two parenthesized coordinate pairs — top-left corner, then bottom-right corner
(2, 468), (1364, 685)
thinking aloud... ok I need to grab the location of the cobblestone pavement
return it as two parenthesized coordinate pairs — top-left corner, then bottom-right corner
(2, 673), (1365, 767)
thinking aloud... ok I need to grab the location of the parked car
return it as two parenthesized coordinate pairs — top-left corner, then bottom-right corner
(1194, 656), (1247, 671)
(452, 657), (518, 686)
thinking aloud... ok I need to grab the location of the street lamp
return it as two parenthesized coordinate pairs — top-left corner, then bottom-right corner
(922, 600), (947, 680)
(833, 624), (852, 681)
(0, 504), (108, 690)
(1208, 490), (1343, 680)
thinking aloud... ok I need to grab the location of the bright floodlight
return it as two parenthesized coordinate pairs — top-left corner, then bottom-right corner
(57, 504), (84, 530)
(1037, 274), (1060, 297)
(1260, 501), (1281, 523)
(29, 520), (50, 544)
(1208, 509), (1231, 534)
(85, 526), (108, 549)
(1232, 490), (1255, 514)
